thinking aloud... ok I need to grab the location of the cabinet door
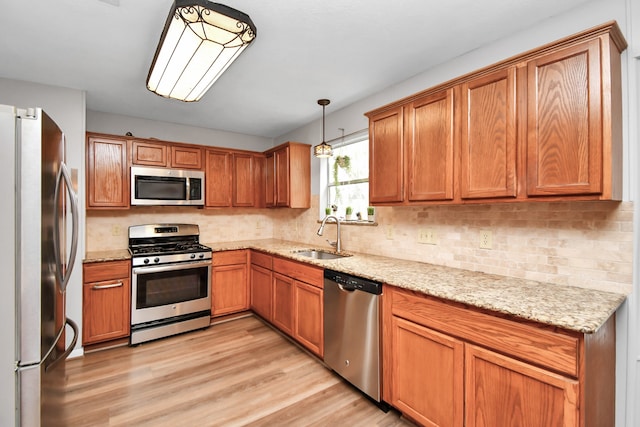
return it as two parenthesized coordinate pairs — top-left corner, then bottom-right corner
(274, 147), (290, 207)
(293, 281), (323, 357)
(205, 149), (232, 207)
(82, 275), (131, 345)
(390, 316), (464, 427)
(86, 136), (129, 209)
(465, 344), (579, 427)
(407, 89), (455, 202)
(526, 38), (602, 196)
(233, 153), (255, 207)
(250, 264), (272, 321)
(131, 140), (168, 167)
(211, 263), (248, 316)
(170, 145), (202, 169)
(369, 106), (404, 204)
(265, 152), (275, 207)
(461, 68), (517, 199)
(272, 272), (294, 335)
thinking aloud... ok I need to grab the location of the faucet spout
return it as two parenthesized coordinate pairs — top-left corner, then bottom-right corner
(318, 215), (341, 253)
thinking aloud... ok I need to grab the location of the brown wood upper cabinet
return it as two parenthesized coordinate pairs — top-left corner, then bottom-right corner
(205, 149), (265, 208)
(170, 145), (203, 169)
(132, 140), (203, 170)
(366, 22), (626, 205)
(205, 149), (232, 207)
(131, 140), (168, 167)
(526, 37), (619, 198)
(407, 89), (455, 202)
(369, 107), (404, 204)
(264, 142), (311, 208)
(86, 134), (129, 209)
(460, 67), (517, 199)
(233, 153), (265, 207)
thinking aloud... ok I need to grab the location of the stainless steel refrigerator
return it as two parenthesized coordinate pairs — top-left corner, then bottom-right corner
(0, 105), (79, 426)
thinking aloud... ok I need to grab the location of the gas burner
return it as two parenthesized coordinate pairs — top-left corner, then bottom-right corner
(128, 224), (212, 267)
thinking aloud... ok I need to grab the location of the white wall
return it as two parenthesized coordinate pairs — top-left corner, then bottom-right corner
(0, 78), (86, 358)
(275, 1), (638, 425)
(87, 110), (274, 151)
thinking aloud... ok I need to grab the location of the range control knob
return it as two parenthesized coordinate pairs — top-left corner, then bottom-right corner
(154, 257), (160, 263)
(143, 258), (150, 264)
(190, 253), (196, 259)
(199, 253), (205, 259)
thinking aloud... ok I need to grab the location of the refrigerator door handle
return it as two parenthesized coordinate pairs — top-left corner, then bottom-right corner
(45, 317), (78, 372)
(53, 161), (79, 292)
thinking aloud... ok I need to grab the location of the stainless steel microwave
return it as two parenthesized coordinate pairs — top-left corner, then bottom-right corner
(131, 166), (205, 206)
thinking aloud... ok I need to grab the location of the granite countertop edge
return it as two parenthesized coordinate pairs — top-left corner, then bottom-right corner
(84, 239), (627, 334)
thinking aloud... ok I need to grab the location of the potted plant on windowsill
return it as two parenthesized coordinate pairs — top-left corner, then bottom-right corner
(345, 206), (353, 220)
(367, 206), (375, 222)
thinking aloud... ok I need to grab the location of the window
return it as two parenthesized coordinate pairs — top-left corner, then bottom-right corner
(323, 130), (369, 220)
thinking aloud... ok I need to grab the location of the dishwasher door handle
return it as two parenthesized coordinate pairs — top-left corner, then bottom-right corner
(337, 283), (356, 292)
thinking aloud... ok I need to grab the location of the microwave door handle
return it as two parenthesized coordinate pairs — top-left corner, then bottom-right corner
(186, 177), (191, 201)
(53, 161), (79, 292)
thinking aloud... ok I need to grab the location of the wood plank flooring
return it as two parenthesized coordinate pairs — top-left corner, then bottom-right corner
(45, 316), (412, 426)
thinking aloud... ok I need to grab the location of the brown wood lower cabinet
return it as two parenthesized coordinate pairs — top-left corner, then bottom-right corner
(250, 252), (324, 358)
(383, 285), (614, 427)
(211, 250), (249, 317)
(272, 272), (294, 335)
(465, 344), (578, 427)
(82, 260), (131, 345)
(391, 316), (464, 427)
(250, 251), (273, 321)
(293, 280), (323, 357)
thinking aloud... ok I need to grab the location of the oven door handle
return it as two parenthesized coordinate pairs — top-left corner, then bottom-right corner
(132, 260), (212, 275)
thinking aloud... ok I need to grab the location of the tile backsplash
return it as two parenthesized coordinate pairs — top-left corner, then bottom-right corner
(86, 198), (634, 295)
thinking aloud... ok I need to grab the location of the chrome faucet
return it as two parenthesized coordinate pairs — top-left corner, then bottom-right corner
(317, 215), (341, 253)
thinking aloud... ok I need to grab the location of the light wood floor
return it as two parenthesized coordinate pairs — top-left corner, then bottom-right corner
(46, 315), (413, 426)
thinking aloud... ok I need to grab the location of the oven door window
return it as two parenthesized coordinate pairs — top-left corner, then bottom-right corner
(135, 266), (208, 309)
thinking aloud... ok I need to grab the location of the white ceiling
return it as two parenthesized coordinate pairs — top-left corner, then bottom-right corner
(0, 0), (592, 138)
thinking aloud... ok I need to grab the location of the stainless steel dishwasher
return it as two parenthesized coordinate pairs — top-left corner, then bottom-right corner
(324, 269), (383, 403)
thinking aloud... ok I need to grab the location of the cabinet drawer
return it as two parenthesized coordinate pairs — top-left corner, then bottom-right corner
(213, 250), (247, 266)
(83, 260), (130, 283)
(251, 250), (272, 269)
(273, 257), (323, 288)
(390, 286), (579, 377)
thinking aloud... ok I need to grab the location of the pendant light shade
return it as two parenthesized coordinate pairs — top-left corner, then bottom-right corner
(147, 0), (257, 102)
(314, 99), (333, 158)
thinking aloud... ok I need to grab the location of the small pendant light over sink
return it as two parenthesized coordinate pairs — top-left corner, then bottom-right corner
(314, 99), (333, 158)
(147, 0), (257, 102)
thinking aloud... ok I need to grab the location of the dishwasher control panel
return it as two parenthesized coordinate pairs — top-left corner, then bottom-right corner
(324, 269), (382, 294)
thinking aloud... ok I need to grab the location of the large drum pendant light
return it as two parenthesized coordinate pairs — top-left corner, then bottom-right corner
(147, 0), (257, 102)
(314, 99), (333, 158)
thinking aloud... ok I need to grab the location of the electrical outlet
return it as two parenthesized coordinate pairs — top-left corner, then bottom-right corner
(479, 230), (492, 249)
(418, 228), (437, 245)
(110, 224), (122, 237)
(385, 225), (394, 240)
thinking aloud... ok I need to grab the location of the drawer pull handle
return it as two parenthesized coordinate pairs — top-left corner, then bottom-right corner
(92, 282), (123, 290)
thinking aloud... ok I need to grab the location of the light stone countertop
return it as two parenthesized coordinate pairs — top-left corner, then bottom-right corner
(84, 238), (626, 334)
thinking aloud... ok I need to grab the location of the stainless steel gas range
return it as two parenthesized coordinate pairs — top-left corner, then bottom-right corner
(128, 224), (212, 345)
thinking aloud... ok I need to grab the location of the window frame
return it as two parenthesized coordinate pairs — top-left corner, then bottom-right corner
(320, 129), (369, 220)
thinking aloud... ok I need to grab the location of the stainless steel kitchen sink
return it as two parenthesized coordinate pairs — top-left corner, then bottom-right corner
(293, 249), (351, 260)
